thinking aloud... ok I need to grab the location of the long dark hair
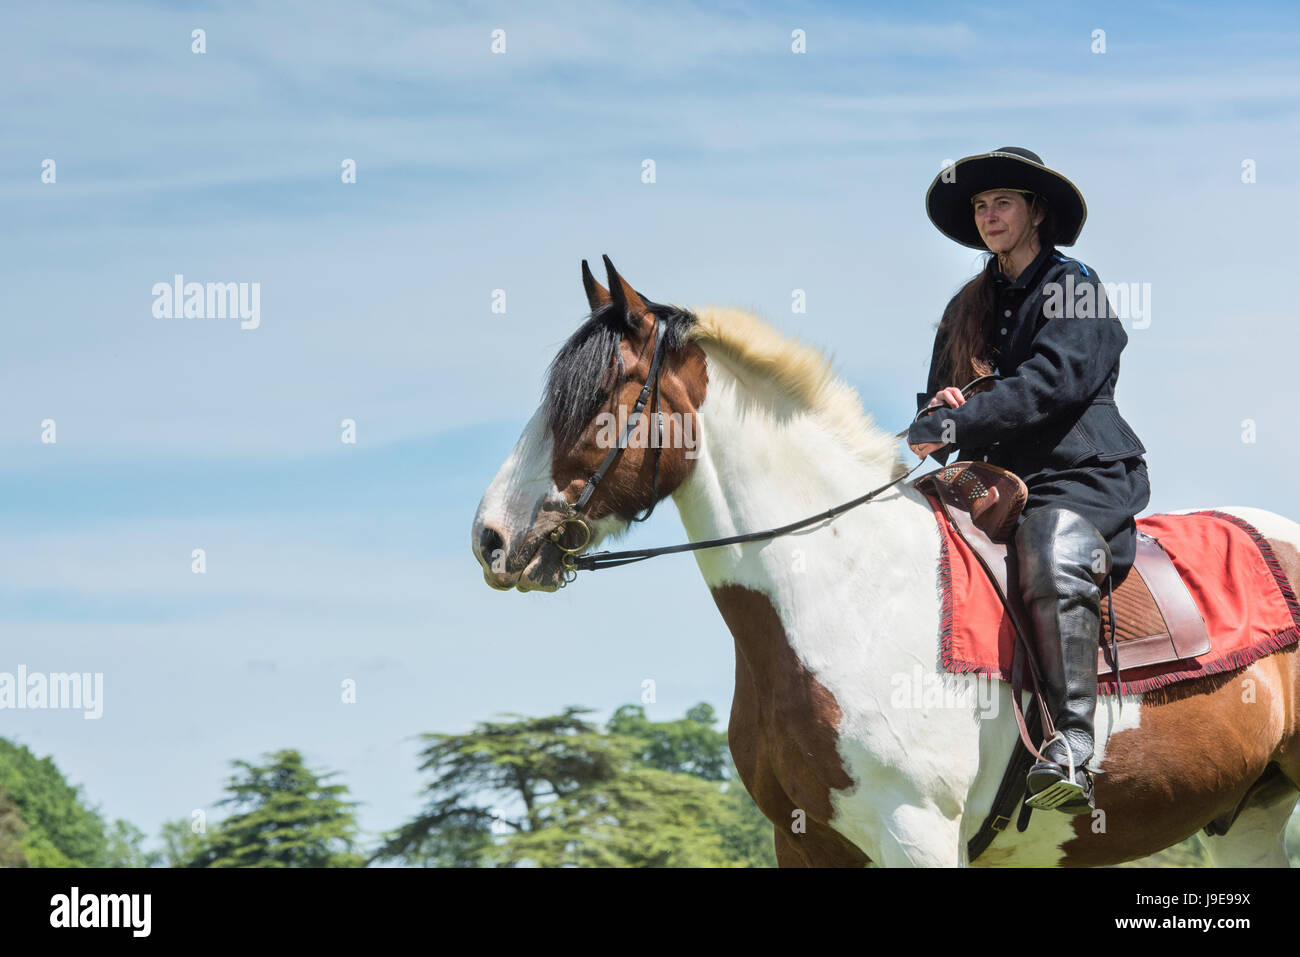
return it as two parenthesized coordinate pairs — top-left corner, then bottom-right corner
(933, 194), (1058, 390)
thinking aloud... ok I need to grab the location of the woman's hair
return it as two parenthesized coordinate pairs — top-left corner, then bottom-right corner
(932, 193), (1058, 390)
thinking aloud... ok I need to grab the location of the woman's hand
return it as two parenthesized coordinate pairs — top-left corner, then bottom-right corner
(929, 387), (967, 410)
(909, 387), (967, 459)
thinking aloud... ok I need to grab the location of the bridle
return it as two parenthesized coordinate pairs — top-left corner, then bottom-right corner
(547, 317), (670, 580)
(547, 316), (996, 586)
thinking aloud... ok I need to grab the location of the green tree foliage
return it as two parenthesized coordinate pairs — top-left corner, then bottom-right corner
(606, 702), (729, 780)
(375, 703), (777, 867)
(0, 787), (29, 868)
(0, 739), (107, 866)
(498, 764), (746, 867)
(373, 707), (611, 866)
(155, 817), (207, 868)
(186, 749), (364, 868)
(717, 777), (780, 866)
(104, 819), (161, 868)
(603, 703), (776, 867)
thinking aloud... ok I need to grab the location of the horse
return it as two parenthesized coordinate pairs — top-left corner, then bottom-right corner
(470, 256), (1300, 867)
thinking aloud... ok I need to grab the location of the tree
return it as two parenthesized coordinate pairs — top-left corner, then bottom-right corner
(0, 787), (29, 868)
(156, 817), (208, 868)
(603, 703), (776, 867)
(104, 819), (161, 868)
(373, 706), (614, 866)
(498, 764), (745, 867)
(0, 738), (107, 866)
(606, 702), (729, 780)
(187, 749), (364, 868)
(716, 777), (780, 867)
(376, 703), (777, 867)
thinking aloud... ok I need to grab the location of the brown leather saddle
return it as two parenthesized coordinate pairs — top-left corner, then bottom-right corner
(912, 461), (1211, 681)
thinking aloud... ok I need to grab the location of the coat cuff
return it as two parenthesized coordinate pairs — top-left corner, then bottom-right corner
(908, 408), (952, 445)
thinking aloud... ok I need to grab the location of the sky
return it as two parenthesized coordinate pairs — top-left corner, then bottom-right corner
(3, 0), (1299, 857)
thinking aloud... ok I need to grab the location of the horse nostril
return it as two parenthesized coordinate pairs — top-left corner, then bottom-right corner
(478, 524), (506, 563)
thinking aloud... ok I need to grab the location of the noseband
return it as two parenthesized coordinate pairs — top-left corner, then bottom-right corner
(547, 319), (996, 586)
(549, 318), (671, 584)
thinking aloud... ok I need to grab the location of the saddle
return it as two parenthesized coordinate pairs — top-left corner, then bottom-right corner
(913, 461), (1211, 679)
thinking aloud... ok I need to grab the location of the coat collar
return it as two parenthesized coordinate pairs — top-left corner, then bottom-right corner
(993, 243), (1057, 292)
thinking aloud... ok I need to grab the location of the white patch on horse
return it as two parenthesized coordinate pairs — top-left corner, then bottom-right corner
(672, 345), (984, 866)
(474, 406), (558, 544)
(965, 689), (1144, 867)
(472, 405), (628, 588)
(1171, 505), (1300, 547)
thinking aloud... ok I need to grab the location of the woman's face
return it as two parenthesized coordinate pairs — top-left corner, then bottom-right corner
(972, 190), (1042, 255)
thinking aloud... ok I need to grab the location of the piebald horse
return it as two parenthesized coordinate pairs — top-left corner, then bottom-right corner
(471, 257), (1300, 867)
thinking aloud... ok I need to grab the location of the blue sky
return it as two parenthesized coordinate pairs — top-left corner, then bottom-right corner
(3, 0), (1299, 856)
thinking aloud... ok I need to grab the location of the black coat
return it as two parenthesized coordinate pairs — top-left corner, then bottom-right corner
(907, 244), (1151, 580)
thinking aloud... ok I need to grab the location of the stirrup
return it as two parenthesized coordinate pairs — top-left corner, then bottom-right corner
(1025, 732), (1094, 812)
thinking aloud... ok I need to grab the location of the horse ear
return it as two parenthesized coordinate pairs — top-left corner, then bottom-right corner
(581, 259), (611, 311)
(602, 255), (649, 329)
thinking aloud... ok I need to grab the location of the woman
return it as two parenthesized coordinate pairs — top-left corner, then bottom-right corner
(906, 147), (1151, 814)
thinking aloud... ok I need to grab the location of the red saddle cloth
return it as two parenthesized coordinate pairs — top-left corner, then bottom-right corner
(931, 503), (1300, 694)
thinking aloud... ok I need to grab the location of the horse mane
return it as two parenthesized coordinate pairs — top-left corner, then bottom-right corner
(686, 305), (908, 479)
(544, 300), (907, 480)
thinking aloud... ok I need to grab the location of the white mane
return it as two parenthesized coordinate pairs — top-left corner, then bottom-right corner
(686, 305), (908, 480)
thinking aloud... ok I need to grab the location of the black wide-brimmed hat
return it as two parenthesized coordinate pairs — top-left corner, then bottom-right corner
(925, 147), (1087, 249)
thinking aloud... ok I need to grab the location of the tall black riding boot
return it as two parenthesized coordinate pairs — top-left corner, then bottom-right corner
(1014, 507), (1111, 814)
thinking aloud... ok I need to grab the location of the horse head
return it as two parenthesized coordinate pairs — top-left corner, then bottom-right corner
(471, 256), (707, 592)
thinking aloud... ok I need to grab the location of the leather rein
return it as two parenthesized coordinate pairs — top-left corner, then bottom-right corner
(546, 317), (998, 585)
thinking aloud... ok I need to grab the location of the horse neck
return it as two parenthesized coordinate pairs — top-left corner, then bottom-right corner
(670, 345), (933, 601)
(667, 344), (947, 740)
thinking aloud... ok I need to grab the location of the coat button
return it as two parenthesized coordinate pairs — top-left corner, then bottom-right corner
(999, 327), (1007, 335)
(1004, 309), (1012, 317)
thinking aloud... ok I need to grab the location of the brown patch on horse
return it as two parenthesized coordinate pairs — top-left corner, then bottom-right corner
(711, 583), (869, 866)
(1270, 538), (1300, 590)
(551, 310), (709, 521)
(1053, 533), (1300, 866)
(1261, 538), (1300, 787)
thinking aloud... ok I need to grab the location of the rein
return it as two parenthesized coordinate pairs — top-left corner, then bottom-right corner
(547, 318), (997, 585)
